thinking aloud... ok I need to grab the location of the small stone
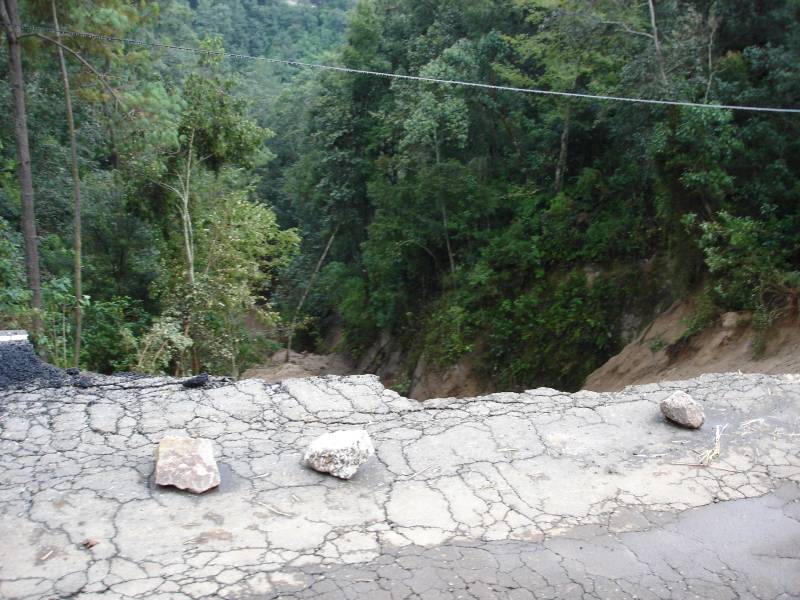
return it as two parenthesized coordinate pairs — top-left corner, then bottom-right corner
(660, 391), (705, 429)
(183, 372), (210, 389)
(303, 430), (375, 480)
(155, 436), (220, 493)
(74, 375), (93, 389)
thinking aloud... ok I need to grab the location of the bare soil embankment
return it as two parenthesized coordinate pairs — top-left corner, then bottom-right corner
(584, 299), (800, 392)
(241, 349), (355, 383)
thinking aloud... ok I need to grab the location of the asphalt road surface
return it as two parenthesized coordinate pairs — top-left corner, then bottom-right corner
(1, 370), (798, 599)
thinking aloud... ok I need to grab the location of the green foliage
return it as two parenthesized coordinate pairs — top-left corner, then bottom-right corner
(278, 0), (800, 391)
(679, 287), (719, 340)
(484, 272), (624, 390)
(316, 261), (377, 354)
(180, 39), (271, 171)
(423, 301), (475, 367)
(0, 217), (29, 328)
(649, 108), (741, 220)
(39, 282), (146, 372)
(39, 277), (79, 369)
(681, 209), (800, 353)
(391, 374), (412, 397)
(5, 0), (800, 392)
(649, 337), (667, 354)
(132, 316), (193, 374)
(154, 171), (299, 375)
(81, 297), (149, 373)
(692, 211), (797, 313)
(1, 0), (339, 376)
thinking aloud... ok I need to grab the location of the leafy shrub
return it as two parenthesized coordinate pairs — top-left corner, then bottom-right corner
(132, 316), (193, 374)
(312, 261), (379, 354)
(680, 288), (719, 340)
(39, 277), (77, 368)
(690, 211), (799, 317)
(153, 178), (299, 376)
(485, 271), (624, 391)
(81, 297), (149, 373)
(693, 212), (776, 308)
(680, 210), (800, 353)
(0, 217), (29, 328)
(423, 302), (475, 367)
(391, 375), (411, 397)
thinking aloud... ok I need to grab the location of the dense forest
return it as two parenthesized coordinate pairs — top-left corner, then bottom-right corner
(2, 0), (799, 392)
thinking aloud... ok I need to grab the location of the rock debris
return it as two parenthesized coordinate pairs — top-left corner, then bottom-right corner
(154, 436), (221, 494)
(660, 389), (705, 429)
(303, 429), (375, 480)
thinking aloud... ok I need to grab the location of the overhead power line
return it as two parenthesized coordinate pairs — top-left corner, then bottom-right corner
(20, 24), (800, 115)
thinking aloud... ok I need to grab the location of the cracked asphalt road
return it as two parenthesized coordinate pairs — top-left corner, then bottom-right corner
(1, 372), (799, 599)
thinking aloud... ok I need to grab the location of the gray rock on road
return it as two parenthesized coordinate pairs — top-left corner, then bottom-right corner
(155, 436), (221, 493)
(303, 429), (375, 479)
(660, 389), (705, 428)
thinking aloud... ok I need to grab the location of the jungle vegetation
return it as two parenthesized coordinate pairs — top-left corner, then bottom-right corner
(2, 0), (799, 391)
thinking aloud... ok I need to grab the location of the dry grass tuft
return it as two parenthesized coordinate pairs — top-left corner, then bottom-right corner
(698, 424), (728, 466)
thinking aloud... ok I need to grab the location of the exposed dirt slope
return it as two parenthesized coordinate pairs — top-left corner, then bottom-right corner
(584, 299), (800, 392)
(241, 349), (354, 383)
(354, 333), (489, 400)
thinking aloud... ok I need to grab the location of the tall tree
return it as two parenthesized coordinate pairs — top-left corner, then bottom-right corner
(22, 0), (133, 363)
(50, 0), (83, 367)
(1, 0), (43, 336)
(155, 40), (269, 373)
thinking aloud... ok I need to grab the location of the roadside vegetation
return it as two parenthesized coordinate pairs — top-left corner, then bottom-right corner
(2, 0), (799, 391)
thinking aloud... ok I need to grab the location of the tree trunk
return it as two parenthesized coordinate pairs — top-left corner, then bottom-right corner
(182, 131), (196, 286)
(704, 1), (719, 103)
(555, 106), (571, 194)
(286, 226), (339, 363)
(432, 129), (455, 276)
(181, 136), (197, 373)
(647, 0), (669, 87)
(2, 0), (43, 336)
(51, 0), (82, 368)
(440, 202), (456, 276)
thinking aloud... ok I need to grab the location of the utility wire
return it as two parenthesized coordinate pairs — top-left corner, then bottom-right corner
(20, 23), (800, 115)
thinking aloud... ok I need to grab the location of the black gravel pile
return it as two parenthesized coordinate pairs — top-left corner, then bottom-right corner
(0, 342), (67, 390)
(182, 372), (210, 389)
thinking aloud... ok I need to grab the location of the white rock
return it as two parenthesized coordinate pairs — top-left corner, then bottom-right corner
(155, 436), (220, 493)
(660, 391), (705, 429)
(303, 430), (375, 479)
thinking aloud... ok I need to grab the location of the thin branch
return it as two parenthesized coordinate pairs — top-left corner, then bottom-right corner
(397, 239), (439, 264)
(25, 32), (125, 109)
(647, 0), (669, 86)
(154, 180), (182, 197)
(704, 1), (719, 103)
(601, 20), (653, 39)
(285, 225), (339, 362)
